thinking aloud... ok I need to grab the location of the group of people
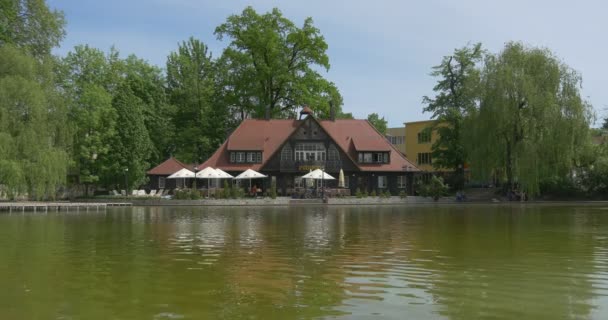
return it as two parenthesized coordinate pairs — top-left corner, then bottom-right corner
(249, 185), (262, 197)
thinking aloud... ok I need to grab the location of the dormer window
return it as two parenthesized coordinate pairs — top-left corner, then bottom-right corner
(230, 151), (262, 163)
(358, 152), (389, 164)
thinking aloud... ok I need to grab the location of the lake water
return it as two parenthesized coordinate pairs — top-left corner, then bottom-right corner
(1, 204), (608, 319)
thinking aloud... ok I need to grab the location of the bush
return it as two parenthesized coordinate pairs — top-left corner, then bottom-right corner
(270, 179), (277, 199)
(222, 181), (231, 199)
(190, 189), (201, 200)
(370, 190), (376, 197)
(399, 190), (406, 199)
(416, 176), (449, 201)
(355, 188), (362, 198)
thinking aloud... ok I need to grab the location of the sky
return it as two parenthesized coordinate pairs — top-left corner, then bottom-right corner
(48, 0), (607, 127)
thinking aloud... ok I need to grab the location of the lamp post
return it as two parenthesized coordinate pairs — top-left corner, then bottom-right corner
(321, 166), (325, 200)
(124, 168), (129, 197)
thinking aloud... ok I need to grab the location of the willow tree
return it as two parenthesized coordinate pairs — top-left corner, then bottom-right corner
(0, 46), (70, 199)
(214, 6), (343, 119)
(464, 42), (592, 196)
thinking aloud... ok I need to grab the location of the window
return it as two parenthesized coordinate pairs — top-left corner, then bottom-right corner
(378, 176), (387, 188)
(417, 152), (432, 165)
(159, 177), (166, 189)
(295, 143), (326, 162)
(236, 152), (245, 163)
(417, 130), (431, 143)
(230, 152), (236, 163)
(255, 152), (262, 163)
(343, 175), (350, 188)
(281, 144), (293, 161)
(387, 135), (404, 145)
(327, 144), (340, 161)
(358, 152), (389, 163)
(176, 178), (185, 189)
(397, 175), (407, 188)
(294, 176), (303, 188)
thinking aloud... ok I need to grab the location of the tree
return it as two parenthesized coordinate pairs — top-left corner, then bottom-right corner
(0, 45), (70, 199)
(101, 83), (152, 189)
(423, 43), (483, 189)
(58, 45), (118, 192)
(0, 0), (66, 57)
(214, 6), (343, 119)
(367, 113), (387, 135)
(166, 37), (218, 163)
(465, 42), (593, 196)
(122, 55), (176, 164)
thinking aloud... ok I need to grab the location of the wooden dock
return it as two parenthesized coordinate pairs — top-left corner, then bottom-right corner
(0, 202), (132, 212)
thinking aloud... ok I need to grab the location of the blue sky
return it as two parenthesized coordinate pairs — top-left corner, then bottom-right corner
(49, 0), (607, 127)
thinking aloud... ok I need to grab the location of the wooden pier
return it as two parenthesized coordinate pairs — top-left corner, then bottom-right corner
(0, 202), (132, 213)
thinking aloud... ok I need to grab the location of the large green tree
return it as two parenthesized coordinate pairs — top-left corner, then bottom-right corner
(0, 46), (70, 199)
(0, 0), (65, 57)
(101, 83), (152, 190)
(122, 55), (175, 164)
(367, 113), (388, 135)
(214, 6), (342, 119)
(423, 43), (483, 189)
(464, 42), (593, 196)
(58, 45), (118, 191)
(166, 37), (219, 163)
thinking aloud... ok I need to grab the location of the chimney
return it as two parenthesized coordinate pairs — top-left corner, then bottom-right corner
(299, 106), (313, 120)
(265, 106), (270, 120)
(329, 101), (336, 121)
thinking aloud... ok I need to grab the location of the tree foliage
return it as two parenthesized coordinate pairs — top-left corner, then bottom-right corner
(0, 0), (65, 57)
(366, 113), (387, 135)
(0, 45), (69, 199)
(464, 42), (593, 196)
(166, 37), (219, 163)
(214, 6), (342, 119)
(423, 43), (483, 187)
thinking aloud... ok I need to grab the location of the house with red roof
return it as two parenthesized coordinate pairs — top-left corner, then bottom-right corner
(198, 108), (419, 195)
(146, 157), (193, 190)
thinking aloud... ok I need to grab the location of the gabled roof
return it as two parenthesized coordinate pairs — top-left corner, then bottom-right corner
(200, 119), (300, 171)
(147, 157), (190, 175)
(318, 119), (418, 172)
(200, 118), (419, 172)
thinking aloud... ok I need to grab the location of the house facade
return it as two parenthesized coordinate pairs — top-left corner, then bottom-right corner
(146, 157), (193, 190)
(386, 127), (406, 155)
(200, 109), (420, 196)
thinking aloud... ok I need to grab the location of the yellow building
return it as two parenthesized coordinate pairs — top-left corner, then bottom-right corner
(404, 120), (448, 173)
(385, 127), (406, 155)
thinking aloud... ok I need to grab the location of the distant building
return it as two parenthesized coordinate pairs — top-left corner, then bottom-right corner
(385, 127), (406, 155)
(404, 120), (450, 174)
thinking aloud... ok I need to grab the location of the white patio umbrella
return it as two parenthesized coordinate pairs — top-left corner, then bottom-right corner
(167, 168), (195, 189)
(167, 168), (195, 179)
(338, 169), (345, 188)
(301, 169), (335, 180)
(235, 169), (267, 190)
(195, 167), (222, 195)
(215, 168), (234, 178)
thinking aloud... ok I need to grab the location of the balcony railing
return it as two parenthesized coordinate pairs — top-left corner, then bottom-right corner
(280, 160), (342, 172)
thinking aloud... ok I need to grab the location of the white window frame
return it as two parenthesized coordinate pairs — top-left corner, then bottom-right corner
(378, 176), (387, 188)
(236, 152), (245, 163)
(247, 152), (255, 163)
(295, 143), (325, 162)
(397, 175), (407, 188)
(230, 152), (236, 163)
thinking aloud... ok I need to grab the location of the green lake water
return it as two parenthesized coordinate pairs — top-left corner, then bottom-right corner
(1, 204), (608, 319)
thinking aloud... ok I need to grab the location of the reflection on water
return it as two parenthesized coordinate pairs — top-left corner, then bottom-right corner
(1, 204), (608, 319)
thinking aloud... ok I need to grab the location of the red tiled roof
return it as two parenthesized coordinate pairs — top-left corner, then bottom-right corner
(200, 119), (300, 171)
(147, 157), (190, 175)
(200, 118), (419, 173)
(319, 120), (419, 172)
